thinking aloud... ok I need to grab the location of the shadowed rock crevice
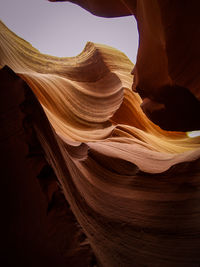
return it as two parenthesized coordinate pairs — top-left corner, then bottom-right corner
(0, 66), (96, 267)
(140, 85), (200, 131)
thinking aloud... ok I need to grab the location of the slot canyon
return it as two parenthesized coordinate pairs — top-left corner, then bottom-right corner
(0, 1), (200, 266)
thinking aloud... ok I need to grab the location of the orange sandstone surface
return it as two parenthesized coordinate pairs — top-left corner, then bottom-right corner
(0, 3), (200, 266)
(53, 0), (200, 131)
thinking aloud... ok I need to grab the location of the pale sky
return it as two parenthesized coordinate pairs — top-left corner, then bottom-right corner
(0, 0), (138, 63)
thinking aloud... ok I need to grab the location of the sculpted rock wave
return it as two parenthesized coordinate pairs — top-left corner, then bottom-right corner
(53, 0), (200, 131)
(1, 18), (200, 266)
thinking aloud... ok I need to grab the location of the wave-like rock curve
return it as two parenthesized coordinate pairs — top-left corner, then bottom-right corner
(1, 20), (200, 266)
(54, 0), (200, 131)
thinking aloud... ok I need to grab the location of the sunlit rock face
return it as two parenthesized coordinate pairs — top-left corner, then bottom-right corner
(57, 0), (200, 131)
(1, 11), (200, 267)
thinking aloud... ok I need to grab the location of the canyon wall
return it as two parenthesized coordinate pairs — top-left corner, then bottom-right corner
(1, 1), (200, 265)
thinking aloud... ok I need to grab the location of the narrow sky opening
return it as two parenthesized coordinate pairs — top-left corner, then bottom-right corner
(187, 131), (200, 138)
(0, 0), (138, 63)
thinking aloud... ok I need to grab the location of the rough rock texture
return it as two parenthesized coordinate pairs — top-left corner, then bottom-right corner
(1, 19), (200, 266)
(55, 0), (200, 131)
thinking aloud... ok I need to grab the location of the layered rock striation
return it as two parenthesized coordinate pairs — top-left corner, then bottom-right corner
(54, 0), (200, 131)
(1, 9), (200, 267)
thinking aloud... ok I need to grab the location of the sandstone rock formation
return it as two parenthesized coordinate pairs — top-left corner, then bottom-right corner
(53, 0), (200, 131)
(1, 3), (200, 265)
(0, 65), (95, 266)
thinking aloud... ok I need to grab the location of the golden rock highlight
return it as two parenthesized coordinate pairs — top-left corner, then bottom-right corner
(0, 4), (200, 265)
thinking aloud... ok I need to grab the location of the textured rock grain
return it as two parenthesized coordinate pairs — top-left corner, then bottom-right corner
(1, 15), (200, 267)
